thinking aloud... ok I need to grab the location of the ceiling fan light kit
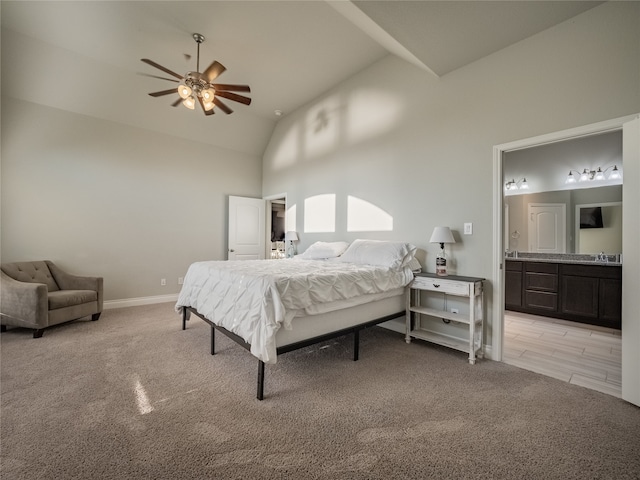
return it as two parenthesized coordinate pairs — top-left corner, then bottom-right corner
(141, 33), (251, 116)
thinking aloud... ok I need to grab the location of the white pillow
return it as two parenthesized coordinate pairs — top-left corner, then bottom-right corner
(298, 241), (350, 260)
(336, 239), (417, 269)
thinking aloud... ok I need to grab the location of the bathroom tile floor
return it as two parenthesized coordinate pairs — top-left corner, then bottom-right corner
(503, 311), (621, 398)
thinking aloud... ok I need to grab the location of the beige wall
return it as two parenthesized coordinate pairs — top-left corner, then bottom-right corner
(262, 3), (640, 348)
(1, 98), (262, 301)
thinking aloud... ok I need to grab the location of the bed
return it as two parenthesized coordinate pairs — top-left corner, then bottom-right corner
(175, 239), (417, 399)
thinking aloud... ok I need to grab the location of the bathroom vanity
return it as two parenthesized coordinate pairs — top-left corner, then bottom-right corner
(505, 255), (621, 329)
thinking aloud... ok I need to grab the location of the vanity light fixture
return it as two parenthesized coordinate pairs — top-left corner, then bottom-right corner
(566, 165), (622, 184)
(504, 177), (529, 191)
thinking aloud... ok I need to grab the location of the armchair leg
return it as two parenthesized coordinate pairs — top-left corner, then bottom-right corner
(92, 313), (101, 321)
(33, 329), (44, 338)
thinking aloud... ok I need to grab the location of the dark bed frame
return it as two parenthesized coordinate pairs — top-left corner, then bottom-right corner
(182, 306), (404, 400)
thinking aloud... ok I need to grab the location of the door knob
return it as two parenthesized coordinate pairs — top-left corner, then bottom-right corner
(229, 249), (235, 252)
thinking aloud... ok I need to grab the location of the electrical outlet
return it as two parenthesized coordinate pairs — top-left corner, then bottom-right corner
(451, 308), (459, 314)
(178, 277), (184, 285)
(161, 278), (166, 286)
(464, 223), (473, 235)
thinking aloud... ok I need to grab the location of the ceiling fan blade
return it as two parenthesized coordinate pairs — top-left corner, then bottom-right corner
(138, 72), (180, 83)
(215, 90), (252, 106)
(171, 98), (182, 107)
(148, 88), (178, 97)
(213, 97), (233, 115)
(197, 97), (215, 116)
(141, 59), (184, 80)
(203, 61), (226, 83)
(212, 84), (251, 92)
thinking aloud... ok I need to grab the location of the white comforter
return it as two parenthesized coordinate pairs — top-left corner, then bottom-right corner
(175, 259), (413, 364)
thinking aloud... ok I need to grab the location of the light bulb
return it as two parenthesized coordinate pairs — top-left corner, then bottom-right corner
(178, 84), (192, 100)
(183, 96), (196, 110)
(202, 88), (215, 102)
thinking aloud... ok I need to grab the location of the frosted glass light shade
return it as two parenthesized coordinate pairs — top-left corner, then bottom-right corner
(609, 166), (622, 180)
(183, 96), (196, 110)
(566, 171), (576, 184)
(202, 88), (215, 102)
(178, 84), (192, 100)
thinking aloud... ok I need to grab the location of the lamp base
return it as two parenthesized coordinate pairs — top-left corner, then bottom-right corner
(436, 249), (447, 276)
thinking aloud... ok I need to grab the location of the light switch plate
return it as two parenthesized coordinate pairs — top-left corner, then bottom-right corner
(464, 223), (473, 235)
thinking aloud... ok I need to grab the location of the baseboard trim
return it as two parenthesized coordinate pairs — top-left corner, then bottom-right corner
(104, 294), (178, 310)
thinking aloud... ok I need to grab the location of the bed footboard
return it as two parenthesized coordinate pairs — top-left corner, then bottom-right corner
(182, 306), (403, 400)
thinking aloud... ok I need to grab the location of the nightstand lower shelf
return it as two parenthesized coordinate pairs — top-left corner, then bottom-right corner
(407, 328), (483, 361)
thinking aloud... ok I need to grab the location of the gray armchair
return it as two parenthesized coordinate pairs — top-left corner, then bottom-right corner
(1, 260), (103, 338)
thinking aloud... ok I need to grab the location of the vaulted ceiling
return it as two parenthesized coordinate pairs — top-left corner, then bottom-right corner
(1, 1), (603, 156)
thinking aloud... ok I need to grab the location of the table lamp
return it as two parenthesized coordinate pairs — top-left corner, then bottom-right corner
(285, 231), (298, 258)
(429, 227), (455, 276)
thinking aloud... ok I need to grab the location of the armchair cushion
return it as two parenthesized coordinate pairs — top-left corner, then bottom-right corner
(48, 290), (98, 310)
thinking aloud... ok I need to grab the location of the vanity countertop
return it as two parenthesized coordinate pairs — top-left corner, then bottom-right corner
(505, 254), (621, 266)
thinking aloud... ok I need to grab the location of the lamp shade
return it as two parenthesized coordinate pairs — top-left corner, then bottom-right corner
(285, 231), (299, 242)
(429, 227), (455, 245)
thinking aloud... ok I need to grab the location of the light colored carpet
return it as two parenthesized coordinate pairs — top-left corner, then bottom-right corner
(1, 302), (639, 479)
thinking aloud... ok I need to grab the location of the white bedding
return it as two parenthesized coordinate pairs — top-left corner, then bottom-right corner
(175, 259), (413, 364)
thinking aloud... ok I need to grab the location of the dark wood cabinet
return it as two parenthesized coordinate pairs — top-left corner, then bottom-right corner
(599, 278), (622, 326)
(505, 261), (523, 309)
(505, 260), (621, 329)
(561, 275), (599, 318)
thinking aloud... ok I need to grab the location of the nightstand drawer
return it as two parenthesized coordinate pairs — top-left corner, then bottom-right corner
(411, 276), (470, 296)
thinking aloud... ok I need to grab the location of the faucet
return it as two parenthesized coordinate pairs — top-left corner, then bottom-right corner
(597, 252), (608, 263)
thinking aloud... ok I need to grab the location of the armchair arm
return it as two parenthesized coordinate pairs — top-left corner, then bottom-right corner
(0, 271), (48, 328)
(46, 261), (103, 312)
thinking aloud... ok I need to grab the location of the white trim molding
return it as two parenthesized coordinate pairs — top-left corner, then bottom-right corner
(104, 294), (179, 310)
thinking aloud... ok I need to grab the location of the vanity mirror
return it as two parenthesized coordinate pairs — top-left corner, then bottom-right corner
(504, 185), (622, 255)
(503, 130), (622, 257)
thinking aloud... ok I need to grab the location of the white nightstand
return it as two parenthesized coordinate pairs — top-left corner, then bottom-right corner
(406, 273), (484, 364)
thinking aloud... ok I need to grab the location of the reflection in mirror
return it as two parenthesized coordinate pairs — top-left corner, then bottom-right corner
(505, 185), (622, 254)
(576, 202), (622, 254)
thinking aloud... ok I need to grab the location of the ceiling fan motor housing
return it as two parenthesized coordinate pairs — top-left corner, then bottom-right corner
(185, 72), (211, 97)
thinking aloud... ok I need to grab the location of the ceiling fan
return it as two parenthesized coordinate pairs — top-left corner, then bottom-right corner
(141, 33), (251, 116)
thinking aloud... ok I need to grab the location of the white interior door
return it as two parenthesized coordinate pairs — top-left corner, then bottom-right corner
(228, 196), (265, 260)
(622, 116), (640, 407)
(527, 203), (566, 253)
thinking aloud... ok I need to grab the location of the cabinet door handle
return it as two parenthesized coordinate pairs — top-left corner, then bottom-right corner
(433, 283), (440, 288)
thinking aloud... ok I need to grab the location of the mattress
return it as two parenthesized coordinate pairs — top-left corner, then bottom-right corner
(175, 259), (413, 363)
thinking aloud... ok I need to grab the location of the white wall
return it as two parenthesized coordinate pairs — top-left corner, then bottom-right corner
(262, 2), (640, 349)
(1, 97), (262, 301)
